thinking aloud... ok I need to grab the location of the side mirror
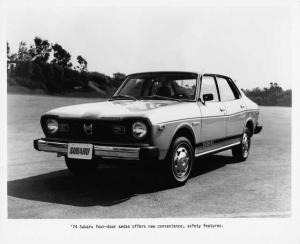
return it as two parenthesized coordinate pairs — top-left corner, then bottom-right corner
(202, 93), (214, 102)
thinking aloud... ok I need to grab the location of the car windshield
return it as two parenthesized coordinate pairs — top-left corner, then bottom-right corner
(112, 73), (198, 101)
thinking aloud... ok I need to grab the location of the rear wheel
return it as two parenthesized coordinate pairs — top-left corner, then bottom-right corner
(165, 137), (194, 186)
(65, 157), (98, 176)
(232, 128), (251, 161)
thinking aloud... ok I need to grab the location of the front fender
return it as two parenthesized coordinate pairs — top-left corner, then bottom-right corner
(152, 120), (198, 160)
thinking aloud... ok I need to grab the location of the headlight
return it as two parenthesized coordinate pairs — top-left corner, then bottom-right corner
(46, 118), (59, 134)
(132, 121), (147, 139)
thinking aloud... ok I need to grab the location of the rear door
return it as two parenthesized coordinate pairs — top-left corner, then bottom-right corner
(198, 75), (226, 142)
(216, 76), (246, 138)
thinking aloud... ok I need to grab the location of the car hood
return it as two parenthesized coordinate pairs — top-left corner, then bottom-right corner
(45, 99), (200, 124)
(45, 99), (177, 119)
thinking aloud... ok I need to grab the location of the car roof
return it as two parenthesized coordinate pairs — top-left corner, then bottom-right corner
(128, 71), (200, 76)
(127, 71), (233, 79)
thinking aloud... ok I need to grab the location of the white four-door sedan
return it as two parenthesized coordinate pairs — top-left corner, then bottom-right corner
(34, 71), (262, 185)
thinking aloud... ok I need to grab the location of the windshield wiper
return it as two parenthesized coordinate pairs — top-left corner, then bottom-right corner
(142, 95), (181, 102)
(109, 94), (137, 101)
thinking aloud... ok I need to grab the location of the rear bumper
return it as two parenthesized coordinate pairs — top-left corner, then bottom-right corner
(33, 139), (159, 161)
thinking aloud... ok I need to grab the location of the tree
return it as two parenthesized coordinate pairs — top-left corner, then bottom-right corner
(17, 41), (31, 61)
(51, 43), (72, 69)
(7, 42), (17, 62)
(7, 42), (11, 71)
(29, 36), (51, 62)
(7, 42), (10, 58)
(76, 55), (88, 71)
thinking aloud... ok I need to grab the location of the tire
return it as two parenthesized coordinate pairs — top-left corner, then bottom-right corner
(232, 128), (251, 162)
(65, 157), (98, 176)
(165, 136), (194, 186)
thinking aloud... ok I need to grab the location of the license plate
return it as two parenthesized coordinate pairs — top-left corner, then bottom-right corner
(67, 143), (93, 160)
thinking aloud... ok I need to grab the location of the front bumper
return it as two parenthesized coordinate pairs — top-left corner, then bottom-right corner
(254, 123), (263, 134)
(33, 139), (159, 161)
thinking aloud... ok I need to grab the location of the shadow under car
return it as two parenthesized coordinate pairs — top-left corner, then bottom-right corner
(7, 154), (239, 207)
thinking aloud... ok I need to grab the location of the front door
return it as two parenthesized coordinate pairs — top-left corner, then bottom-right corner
(197, 75), (226, 144)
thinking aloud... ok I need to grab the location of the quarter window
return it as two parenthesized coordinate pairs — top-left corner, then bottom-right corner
(217, 77), (236, 101)
(200, 76), (219, 102)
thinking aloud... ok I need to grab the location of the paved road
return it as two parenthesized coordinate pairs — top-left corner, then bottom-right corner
(7, 94), (291, 218)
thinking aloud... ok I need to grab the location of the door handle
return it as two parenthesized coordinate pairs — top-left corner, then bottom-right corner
(220, 107), (225, 112)
(240, 105), (245, 109)
(192, 121), (200, 126)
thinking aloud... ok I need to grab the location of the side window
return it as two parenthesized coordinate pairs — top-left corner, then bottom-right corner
(200, 76), (219, 102)
(173, 79), (197, 99)
(217, 77), (236, 101)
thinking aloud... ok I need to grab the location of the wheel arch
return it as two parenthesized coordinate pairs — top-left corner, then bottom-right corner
(245, 118), (254, 137)
(171, 123), (196, 147)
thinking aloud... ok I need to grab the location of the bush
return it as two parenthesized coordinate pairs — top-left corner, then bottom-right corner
(110, 73), (126, 88)
(8, 59), (127, 95)
(87, 72), (109, 90)
(15, 61), (32, 78)
(8, 76), (45, 90)
(243, 83), (291, 107)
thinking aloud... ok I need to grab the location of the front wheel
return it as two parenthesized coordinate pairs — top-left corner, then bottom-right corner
(165, 137), (194, 186)
(65, 157), (98, 176)
(232, 128), (251, 162)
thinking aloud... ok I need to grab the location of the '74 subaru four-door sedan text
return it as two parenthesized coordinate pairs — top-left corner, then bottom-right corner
(34, 71), (262, 185)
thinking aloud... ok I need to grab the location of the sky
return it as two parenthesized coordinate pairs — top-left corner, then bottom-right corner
(5, 1), (293, 89)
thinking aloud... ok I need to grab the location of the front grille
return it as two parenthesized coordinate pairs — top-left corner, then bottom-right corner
(41, 117), (151, 144)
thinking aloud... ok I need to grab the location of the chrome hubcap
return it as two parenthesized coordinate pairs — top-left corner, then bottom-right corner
(242, 133), (250, 158)
(173, 146), (190, 180)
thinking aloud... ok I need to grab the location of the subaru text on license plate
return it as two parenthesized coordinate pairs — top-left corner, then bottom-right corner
(67, 143), (93, 160)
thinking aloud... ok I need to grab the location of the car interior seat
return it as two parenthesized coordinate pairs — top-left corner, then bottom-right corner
(156, 86), (171, 97)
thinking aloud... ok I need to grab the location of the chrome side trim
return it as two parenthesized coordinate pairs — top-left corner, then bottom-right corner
(195, 142), (241, 157)
(156, 109), (257, 125)
(36, 140), (140, 160)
